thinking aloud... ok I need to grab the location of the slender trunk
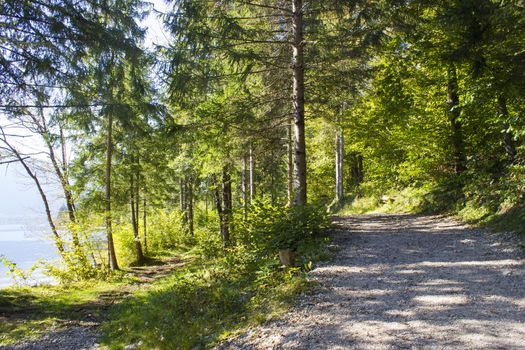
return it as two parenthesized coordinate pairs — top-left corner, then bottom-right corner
(287, 117), (294, 206)
(212, 175), (229, 247)
(143, 195), (148, 255)
(179, 178), (184, 212)
(497, 95), (517, 163)
(187, 176), (194, 236)
(58, 124), (76, 224)
(447, 65), (466, 174)
(249, 144), (255, 202)
(1, 137), (67, 258)
(292, 0), (307, 205)
(222, 167), (232, 247)
(135, 170), (139, 233)
(357, 154), (363, 183)
(105, 113), (119, 271)
(242, 155), (248, 220)
(130, 175), (144, 265)
(335, 114), (344, 203)
(33, 110), (83, 255)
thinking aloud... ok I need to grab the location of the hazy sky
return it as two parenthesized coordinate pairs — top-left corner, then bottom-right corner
(0, 0), (171, 221)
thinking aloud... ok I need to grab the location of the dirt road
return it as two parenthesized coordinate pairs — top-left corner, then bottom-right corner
(220, 214), (525, 350)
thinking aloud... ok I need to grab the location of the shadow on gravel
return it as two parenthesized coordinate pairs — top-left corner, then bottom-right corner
(227, 214), (525, 350)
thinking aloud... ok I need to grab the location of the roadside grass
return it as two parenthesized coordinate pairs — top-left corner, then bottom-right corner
(338, 184), (525, 238)
(100, 235), (333, 350)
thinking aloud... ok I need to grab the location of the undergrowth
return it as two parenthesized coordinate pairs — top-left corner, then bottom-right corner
(339, 176), (525, 237)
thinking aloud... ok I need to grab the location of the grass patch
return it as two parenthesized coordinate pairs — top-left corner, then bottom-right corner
(337, 183), (525, 240)
(0, 280), (127, 345)
(0, 236), (332, 349)
(100, 235), (332, 350)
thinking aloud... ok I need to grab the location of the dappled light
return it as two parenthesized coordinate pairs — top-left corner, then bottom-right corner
(221, 214), (525, 349)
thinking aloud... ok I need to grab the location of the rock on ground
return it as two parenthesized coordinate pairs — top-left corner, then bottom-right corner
(218, 214), (525, 350)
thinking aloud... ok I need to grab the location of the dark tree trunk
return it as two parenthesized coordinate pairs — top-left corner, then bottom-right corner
(143, 195), (148, 255)
(179, 177), (185, 212)
(105, 113), (119, 271)
(130, 175), (144, 265)
(497, 95), (517, 163)
(335, 113), (344, 203)
(292, 0), (307, 205)
(221, 167), (232, 247)
(249, 144), (255, 202)
(287, 117), (294, 206)
(187, 176), (194, 236)
(212, 174), (229, 247)
(447, 66), (466, 175)
(242, 155), (248, 219)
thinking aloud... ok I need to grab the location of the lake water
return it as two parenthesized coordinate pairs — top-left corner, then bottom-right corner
(0, 222), (59, 288)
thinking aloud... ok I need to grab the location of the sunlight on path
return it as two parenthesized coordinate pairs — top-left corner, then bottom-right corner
(219, 214), (525, 350)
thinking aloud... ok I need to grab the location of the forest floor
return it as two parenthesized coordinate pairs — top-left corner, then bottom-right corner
(218, 214), (525, 350)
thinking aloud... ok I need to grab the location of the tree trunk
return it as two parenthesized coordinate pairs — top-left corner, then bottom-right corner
(249, 144), (255, 202)
(179, 177), (184, 212)
(105, 113), (119, 271)
(292, 0), (307, 206)
(220, 168), (232, 247)
(212, 175), (229, 247)
(143, 195), (148, 255)
(135, 170), (140, 233)
(130, 175), (144, 265)
(242, 155), (248, 219)
(287, 116), (294, 207)
(447, 65), (466, 175)
(357, 154), (363, 183)
(335, 114), (344, 203)
(0, 137), (67, 259)
(187, 176), (194, 236)
(33, 110), (83, 256)
(497, 95), (517, 163)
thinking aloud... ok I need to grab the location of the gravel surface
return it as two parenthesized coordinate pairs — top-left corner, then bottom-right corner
(0, 324), (100, 350)
(218, 214), (525, 350)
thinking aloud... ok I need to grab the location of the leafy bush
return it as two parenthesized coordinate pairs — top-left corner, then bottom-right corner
(236, 202), (330, 252)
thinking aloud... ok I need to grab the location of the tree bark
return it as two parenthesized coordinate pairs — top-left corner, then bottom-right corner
(249, 144), (255, 202)
(335, 114), (344, 203)
(497, 95), (517, 163)
(222, 167), (232, 246)
(292, 0), (307, 205)
(143, 195), (148, 255)
(447, 65), (466, 175)
(179, 177), (185, 212)
(287, 117), (294, 207)
(130, 175), (144, 265)
(242, 155), (248, 219)
(212, 174), (229, 247)
(105, 113), (119, 271)
(187, 176), (194, 236)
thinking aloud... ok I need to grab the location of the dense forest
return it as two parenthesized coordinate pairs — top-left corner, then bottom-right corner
(0, 0), (524, 348)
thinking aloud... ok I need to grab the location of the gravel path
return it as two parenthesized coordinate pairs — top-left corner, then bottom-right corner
(219, 214), (525, 350)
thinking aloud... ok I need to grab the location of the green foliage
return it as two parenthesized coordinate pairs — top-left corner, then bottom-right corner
(237, 202), (330, 251)
(100, 204), (331, 350)
(0, 256), (44, 286)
